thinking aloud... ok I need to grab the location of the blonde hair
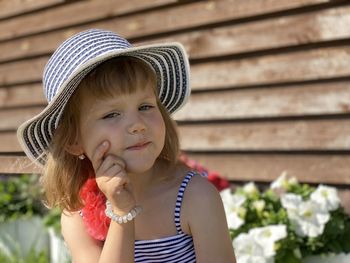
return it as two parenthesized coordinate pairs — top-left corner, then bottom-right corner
(42, 57), (180, 211)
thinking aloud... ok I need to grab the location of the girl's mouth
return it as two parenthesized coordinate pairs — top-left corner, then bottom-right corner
(126, 141), (151, 151)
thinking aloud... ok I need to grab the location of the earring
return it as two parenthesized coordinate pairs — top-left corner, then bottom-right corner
(78, 154), (85, 160)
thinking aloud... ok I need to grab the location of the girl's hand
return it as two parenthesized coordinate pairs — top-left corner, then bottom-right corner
(91, 141), (136, 215)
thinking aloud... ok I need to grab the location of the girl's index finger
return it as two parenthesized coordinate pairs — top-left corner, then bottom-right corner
(91, 141), (109, 170)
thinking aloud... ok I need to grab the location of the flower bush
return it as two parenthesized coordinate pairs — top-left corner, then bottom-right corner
(0, 174), (47, 222)
(222, 173), (350, 263)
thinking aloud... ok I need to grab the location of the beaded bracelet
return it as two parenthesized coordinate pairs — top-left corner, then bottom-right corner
(105, 200), (142, 224)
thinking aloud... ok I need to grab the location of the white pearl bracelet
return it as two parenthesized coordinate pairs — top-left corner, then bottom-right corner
(105, 200), (142, 224)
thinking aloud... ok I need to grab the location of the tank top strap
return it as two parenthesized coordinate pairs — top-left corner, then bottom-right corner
(174, 171), (197, 235)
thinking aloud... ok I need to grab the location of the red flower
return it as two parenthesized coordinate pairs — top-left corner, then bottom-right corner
(180, 154), (230, 192)
(80, 178), (110, 240)
(207, 172), (230, 191)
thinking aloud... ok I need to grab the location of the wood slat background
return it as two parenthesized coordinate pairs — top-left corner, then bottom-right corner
(0, 0), (349, 211)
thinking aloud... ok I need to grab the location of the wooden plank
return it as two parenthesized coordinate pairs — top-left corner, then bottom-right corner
(150, 5), (350, 60)
(0, 29), (74, 63)
(0, 57), (47, 86)
(0, 0), (333, 42)
(0, 155), (41, 174)
(174, 81), (350, 121)
(2, 46), (350, 88)
(2, 4), (350, 63)
(0, 84), (45, 108)
(0, 0), (179, 42)
(1, 81), (349, 130)
(0, 132), (21, 152)
(0, 107), (42, 131)
(339, 190), (350, 215)
(186, 153), (350, 185)
(179, 119), (350, 151)
(0, 0), (65, 20)
(2, 81), (350, 121)
(3, 81), (350, 130)
(191, 46), (350, 90)
(3, 119), (350, 152)
(1, 153), (349, 186)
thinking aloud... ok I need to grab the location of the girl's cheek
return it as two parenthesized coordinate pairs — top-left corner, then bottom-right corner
(81, 137), (105, 161)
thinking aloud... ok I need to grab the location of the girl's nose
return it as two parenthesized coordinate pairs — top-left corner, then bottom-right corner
(127, 114), (146, 134)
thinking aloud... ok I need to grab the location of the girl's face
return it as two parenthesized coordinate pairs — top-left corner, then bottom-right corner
(76, 86), (166, 174)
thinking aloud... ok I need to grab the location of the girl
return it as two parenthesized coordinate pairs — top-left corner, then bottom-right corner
(17, 29), (236, 263)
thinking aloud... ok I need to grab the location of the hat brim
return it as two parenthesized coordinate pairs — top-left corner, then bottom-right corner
(17, 43), (190, 167)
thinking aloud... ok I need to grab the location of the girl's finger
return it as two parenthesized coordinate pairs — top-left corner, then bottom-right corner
(96, 155), (125, 176)
(91, 141), (109, 170)
(110, 156), (126, 170)
(101, 161), (126, 178)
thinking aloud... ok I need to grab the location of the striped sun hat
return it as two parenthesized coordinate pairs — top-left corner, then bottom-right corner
(17, 29), (190, 167)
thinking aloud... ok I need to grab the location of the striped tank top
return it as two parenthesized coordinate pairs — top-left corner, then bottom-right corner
(134, 171), (197, 263)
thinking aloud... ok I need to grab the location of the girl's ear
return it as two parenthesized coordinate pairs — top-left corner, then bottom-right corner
(65, 141), (84, 156)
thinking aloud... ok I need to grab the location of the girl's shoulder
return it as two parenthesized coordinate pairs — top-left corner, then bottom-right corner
(179, 170), (225, 234)
(184, 171), (220, 202)
(172, 162), (218, 199)
(160, 162), (220, 204)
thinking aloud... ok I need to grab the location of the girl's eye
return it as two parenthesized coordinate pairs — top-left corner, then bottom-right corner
(102, 112), (120, 119)
(139, 105), (154, 111)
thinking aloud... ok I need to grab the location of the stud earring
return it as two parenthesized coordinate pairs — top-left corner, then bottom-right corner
(78, 154), (86, 160)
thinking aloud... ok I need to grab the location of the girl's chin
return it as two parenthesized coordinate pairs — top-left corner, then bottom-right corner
(123, 151), (161, 174)
(125, 161), (155, 174)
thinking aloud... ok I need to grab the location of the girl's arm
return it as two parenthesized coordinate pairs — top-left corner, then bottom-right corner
(61, 211), (102, 263)
(62, 139), (137, 263)
(61, 211), (135, 263)
(184, 175), (236, 263)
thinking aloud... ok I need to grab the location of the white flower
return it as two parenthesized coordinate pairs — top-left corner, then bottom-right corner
(233, 233), (274, 263)
(253, 200), (265, 212)
(288, 177), (298, 185)
(270, 172), (297, 190)
(233, 225), (287, 262)
(281, 193), (330, 237)
(221, 189), (246, 230)
(250, 225), (287, 257)
(310, 185), (340, 211)
(295, 200), (330, 237)
(220, 188), (235, 204)
(226, 212), (245, 230)
(270, 172), (288, 190)
(280, 193), (302, 212)
(243, 182), (259, 195)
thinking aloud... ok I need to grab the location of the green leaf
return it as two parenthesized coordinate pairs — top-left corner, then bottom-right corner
(276, 250), (301, 263)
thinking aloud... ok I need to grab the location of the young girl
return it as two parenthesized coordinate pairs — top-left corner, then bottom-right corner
(17, 29), (236, 263)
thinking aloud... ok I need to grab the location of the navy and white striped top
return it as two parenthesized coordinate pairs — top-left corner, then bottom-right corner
(134, 171), (197, 263)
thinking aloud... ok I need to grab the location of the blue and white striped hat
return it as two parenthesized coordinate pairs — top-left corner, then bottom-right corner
(17, 29), (190, 166)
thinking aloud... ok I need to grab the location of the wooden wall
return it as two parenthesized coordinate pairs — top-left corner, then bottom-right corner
(0, 0), (349, 208)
